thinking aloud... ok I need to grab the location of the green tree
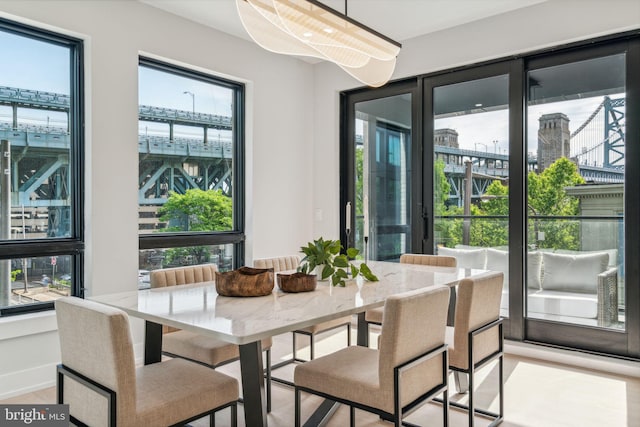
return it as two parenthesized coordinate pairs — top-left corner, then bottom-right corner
(437, 157), (584, 250)
(159, 189), (232, 232)
(528, 157), (584, 216)
(527, 157), (584, 250)
(434, 159), (450, 215)
(158, 189), (232, 266)
(471, 180), (509, 248)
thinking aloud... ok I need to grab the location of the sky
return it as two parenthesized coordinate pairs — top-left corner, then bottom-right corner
(1, 26), (626, 156)
(435, 94), (621, 157)
(0, 29), (234, 138)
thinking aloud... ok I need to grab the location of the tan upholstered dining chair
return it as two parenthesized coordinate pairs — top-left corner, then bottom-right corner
(294, 286), (451, 427)
(365, 254), (457, 326)
(56, 296), (239, 427)
(445, 271), (504, 427)
(254, 255), (353, 386)
(150, 263), (273, 413)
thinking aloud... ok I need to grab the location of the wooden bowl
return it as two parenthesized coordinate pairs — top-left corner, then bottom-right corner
(277, 272), (317, 293)
(215, 267), (274, 297)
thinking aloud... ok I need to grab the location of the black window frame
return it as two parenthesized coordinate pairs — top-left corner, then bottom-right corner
(137, 57), (246, 268)
(341, 30), (640, 358)
(0, 18), (85, 316)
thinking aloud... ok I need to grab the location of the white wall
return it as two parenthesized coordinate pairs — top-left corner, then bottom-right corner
(312, 0), (640, 239)
(0, 0), (638, 399)
(0, 0), (315, 398)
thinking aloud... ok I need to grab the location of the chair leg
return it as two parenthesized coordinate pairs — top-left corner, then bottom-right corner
(266, 348), (272, 413)
(499, 354), (504, 422)
(293, 332), (298, 361)
(231, 402), (237, 427)
(295, 388), (301, 427)
(56, 367), (64, 404)
(443, 388), (449, 427)
(454, 371), (469, 394)
(350, 406), (355, 427)
(468, 367), (475, 427)
(310, 334), (315, 360)
(210, 412), (215, 427)
(346, 323), (352, 347)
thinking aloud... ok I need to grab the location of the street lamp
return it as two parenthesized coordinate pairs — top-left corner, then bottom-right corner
(475, 142), (488, 152)
(183, 91), (195, 115)
(493, 139), (498, 154)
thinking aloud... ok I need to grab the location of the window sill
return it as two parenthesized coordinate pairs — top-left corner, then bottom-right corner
(0, 310), (58, 341)
(505, 340), (640, 378)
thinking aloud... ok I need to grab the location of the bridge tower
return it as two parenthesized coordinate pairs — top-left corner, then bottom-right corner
(537, 113), (570, 172)
(434, 128), (459, 148)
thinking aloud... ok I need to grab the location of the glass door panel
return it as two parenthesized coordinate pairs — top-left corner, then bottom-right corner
(433, 75), (510, 317)
(526, 53), (625, 330)
(355, 94), (412, 261)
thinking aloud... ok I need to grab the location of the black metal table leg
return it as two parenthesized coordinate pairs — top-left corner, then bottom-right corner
(239, 340), (267, 427)
(447, 287), (456, 326)
(356, 311), (369, 347)
(144, 321), (162, 365)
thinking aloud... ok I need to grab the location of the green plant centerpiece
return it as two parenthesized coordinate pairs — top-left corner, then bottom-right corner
(297, 237), (378, 287)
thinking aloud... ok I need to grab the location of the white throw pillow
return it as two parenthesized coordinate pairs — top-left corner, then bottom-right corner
(486, 248), (508, 288)
(483, 249), (543, 290)
(437, 246), (486, 269)
(541, 252), (608, 294)
(527, 251), (543, 290)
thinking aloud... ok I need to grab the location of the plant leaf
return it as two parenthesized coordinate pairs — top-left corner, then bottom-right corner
(335, 269), (348, 279)
(359, 263), (379, 281)
(350, 264), (359, 277)
(328, 240), (341, 255)
(346, 247), (359, 259)
(321, 264), (334, 280)
(333, 255), (349, 268)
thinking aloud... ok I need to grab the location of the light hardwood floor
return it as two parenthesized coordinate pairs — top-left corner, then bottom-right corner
(2, 326), (639, 426)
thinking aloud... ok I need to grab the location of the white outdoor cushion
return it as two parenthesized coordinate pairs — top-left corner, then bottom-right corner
(527, 290), (598, 319)
(541, 252), (608, 294)
(437, 247), (486, 269)
(500, 289), (509, 311)
(486, 248), (508, 289)
(555, 248), (618, 268)
(527, 251), (543, 290)
(496, 251), (542, 311)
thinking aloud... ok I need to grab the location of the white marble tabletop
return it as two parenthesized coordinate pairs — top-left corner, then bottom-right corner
(90, 261), (486, 345)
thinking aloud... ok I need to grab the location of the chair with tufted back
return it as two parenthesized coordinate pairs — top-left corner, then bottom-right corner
(151, 263), (273, 413)
(254, 255), (353, 386)
(56, 296), (239, 427)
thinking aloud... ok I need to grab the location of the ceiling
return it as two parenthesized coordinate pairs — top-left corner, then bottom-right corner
(141, 0), (547, 45)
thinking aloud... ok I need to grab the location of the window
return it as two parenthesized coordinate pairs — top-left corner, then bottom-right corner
(342, 33), (640, 358)
(0, 19), (84, 316)
(138, 58), (244, 287)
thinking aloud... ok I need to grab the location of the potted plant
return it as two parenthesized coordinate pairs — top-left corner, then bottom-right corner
(297, 237), (378, 287)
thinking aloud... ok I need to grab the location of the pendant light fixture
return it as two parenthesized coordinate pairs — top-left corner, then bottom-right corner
(236, 0), (402, 87)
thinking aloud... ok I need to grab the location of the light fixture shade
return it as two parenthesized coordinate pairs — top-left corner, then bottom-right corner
(236, 0), (401, 87)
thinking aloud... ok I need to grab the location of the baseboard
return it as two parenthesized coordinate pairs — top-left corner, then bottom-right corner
(0, 362), (57, 401)
(505, 340), (640, 378)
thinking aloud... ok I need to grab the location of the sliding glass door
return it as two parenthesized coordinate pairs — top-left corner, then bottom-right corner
(429, 70), (511, 319)
(525, 52), (625, 330)
(342, 81), (419, 260)
(341, 34), (640, 358)
(523, 41), (640, 356)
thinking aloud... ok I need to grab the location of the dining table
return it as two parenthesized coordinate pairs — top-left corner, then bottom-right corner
(89, 260), (487, 427)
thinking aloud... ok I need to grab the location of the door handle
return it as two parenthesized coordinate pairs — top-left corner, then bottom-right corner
(422, 208), (429, 240)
